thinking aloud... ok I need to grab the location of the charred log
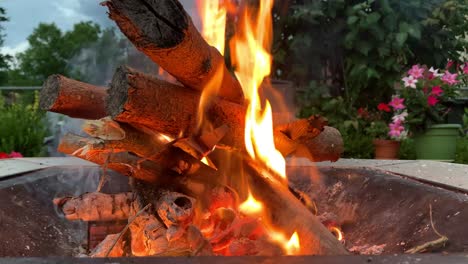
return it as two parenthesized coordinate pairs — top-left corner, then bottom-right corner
(103, 0), (244, 104)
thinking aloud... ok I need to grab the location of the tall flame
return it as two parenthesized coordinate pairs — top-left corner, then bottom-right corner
(197, 0), (228, 130)
(198, 0), (227, 55)
(231, 0), (285, 178)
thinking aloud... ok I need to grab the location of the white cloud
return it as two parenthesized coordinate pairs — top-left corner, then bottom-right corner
(52, 1), (91, 21)
(1, 41), (29, 56)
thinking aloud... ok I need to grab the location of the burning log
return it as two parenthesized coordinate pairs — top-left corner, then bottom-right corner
(39, 67), (342, 162)
(129, 212), (169, 256)
(102, 0), (244, 104)
(58, 133), (220, 200)
(82, 118), (169, 159)
(156, 191), (196, 242)
(243, 159), (349, 255)
(89, 234), (125, 257)
(40, 74), (107, 119)
(107, 66), (342, 162)
(53, 192), (134, 222)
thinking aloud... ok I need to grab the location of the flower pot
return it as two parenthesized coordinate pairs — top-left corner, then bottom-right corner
(373, 139), (400, 160)
(414, 124), (462, 161)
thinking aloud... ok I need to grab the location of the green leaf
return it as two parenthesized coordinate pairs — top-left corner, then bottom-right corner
(399, 22), (411, 33)
(407, 25), (421, 39)
(396, 32), (408, 47)
(347, 16), (359, 25)
(366, 13), (381, 25)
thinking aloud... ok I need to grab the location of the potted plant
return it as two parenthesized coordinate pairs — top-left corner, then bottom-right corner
(396, 63), (467, 161)
(364, 99), (408, 160)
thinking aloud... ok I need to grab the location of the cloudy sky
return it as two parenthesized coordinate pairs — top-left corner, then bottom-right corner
(1, 0), (198, 56)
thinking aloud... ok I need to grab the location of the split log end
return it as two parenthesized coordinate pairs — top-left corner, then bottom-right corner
(107, 66), (130, 119)
(39, 74), (61, 111)
(40, 74), (108, 119)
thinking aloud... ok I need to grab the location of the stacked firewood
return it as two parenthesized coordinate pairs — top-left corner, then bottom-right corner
(40, 0), (347, 257)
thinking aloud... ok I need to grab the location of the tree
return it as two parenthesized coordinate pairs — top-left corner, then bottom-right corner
(0, 7), (11, 85)
(10, 22), (101, 85)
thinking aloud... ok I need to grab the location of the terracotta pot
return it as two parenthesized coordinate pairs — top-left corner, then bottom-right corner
(372, 139), (400, 160)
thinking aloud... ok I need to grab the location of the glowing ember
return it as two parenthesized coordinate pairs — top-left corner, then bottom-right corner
(239, 191), (264, 216)
(230, 0), (286, 178)
(330, 226), (344, 241)
(286, 232), (301, 255)
(156, 133), (173, 143)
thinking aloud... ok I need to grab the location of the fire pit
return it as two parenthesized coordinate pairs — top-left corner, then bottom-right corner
(2, 0), (468, 262)
(1, 158), (467, 261)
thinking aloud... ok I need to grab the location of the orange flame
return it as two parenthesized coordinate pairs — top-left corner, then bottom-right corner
(286, 232), (301, 255)
(269, 230), (301, 255)
(230, 0), (285, 178)
(198, 0), (227, 55)
(239, 191), (264, 216)
(197, 0), (228, 131)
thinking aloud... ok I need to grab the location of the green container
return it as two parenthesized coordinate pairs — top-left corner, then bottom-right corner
(414, 124), (462, 161)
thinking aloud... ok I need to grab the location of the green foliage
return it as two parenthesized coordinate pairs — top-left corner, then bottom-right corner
(298, 92), (375, 158)
(364, 121), (389, 139)
(398, 138), (417, 160)
(0, 6), (11, 85)
(9, 22), (101, 85)
(454, 137), (468, 164)
(273, 0), (468, 109)
(0, 92), (48, 156)
(454, 108), (468, 164)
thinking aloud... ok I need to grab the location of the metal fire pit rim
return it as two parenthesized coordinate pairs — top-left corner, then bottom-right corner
(306, 165), (468, 195)
(1, 254), (468, 264)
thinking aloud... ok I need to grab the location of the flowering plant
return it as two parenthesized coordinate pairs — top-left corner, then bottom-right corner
(366, 96), (409, 141)
(0, 151), (23, 159)
(395, 62), (467, 134)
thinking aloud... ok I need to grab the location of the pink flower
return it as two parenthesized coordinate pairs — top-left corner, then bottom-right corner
(402, 76), (418, 88)
(408, 65), (425, 79)
(389, 97), (405, 110)
(428, 67), (443, 79)
(377, 103), (391, 112)
(0, 152), (9, 159)
(441, 72), (458, 85)
(462, 63), (468, 75)
(446, 60), (454, 69)
(389, 121), (405, 138)
(431, 86), (443, 96)
(427, 95), (439, 106)
(392, 111), (408, 123)
(8, 151), (23, 158)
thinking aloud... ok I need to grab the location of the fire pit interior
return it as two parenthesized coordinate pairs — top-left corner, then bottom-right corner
(1, 165), (467, 257)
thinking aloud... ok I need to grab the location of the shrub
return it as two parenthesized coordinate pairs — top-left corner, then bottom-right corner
(0, 91), (48, 156)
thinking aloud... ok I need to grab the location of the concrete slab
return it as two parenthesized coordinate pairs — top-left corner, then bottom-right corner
(288, 158), (468, 191)
(0, 157), (97, 179)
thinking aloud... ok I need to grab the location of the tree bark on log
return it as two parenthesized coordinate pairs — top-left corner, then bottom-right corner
(103, 0), (244, 104)
(107, 66), (342, 162)
(58, 133), (220, 199)
(40, 74), (107, 119)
